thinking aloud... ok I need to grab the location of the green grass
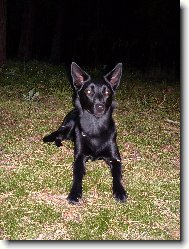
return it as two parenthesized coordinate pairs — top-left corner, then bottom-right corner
(0, 61), (180, 240)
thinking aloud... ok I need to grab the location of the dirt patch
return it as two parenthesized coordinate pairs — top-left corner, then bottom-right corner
(122, 142), (142, 162)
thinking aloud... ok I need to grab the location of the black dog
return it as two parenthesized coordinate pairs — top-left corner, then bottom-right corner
(43, 62), (127, 203)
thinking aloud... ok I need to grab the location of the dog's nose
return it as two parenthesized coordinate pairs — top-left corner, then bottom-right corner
(95, 104), (105, 113)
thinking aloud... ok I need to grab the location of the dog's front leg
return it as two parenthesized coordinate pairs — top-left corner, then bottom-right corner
(67, 155), (86, 204)
(108, 158), (127, 203)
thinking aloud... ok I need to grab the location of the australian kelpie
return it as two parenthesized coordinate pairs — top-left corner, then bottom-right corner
(43, 62), (127, 203)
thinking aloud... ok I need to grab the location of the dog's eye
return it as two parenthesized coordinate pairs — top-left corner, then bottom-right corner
(104, 90), (110, 96)
(85, 89), (93, 96)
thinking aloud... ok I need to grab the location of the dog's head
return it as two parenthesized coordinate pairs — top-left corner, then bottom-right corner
(71, 62), (122, 118)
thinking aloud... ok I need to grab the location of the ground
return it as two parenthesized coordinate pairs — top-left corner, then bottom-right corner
(0, 62), (180, 240)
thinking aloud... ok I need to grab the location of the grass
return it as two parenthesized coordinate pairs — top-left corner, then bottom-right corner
(0, 61), (180, 240)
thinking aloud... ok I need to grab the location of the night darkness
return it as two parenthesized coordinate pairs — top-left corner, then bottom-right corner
(2, 0), (180, 78)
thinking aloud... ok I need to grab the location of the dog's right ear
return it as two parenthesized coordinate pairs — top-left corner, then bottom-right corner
(71, 62), (91, 89)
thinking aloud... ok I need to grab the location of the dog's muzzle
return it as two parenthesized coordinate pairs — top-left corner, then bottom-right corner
(94, 103), (105, 116)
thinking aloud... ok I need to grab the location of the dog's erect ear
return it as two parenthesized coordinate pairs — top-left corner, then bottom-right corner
(104, 63), (122, 90)
(71, 62), (90, 89)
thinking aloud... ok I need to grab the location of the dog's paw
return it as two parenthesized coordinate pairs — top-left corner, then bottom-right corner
(67, 191), (82, 204)
(55, 139), (63, 147)
(43, 135), (51, 143)
(114, 191), (128, 203)
(113, 185), (128, 203)
(67, 195), (81, 204)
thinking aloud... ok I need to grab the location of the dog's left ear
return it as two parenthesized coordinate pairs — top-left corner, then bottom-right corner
(104, 63), (122, 90)
(71, 62), (91, 89)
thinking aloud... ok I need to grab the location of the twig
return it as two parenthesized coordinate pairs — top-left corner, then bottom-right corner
(158, 93), (166, 107)
(165, 118), (180, 125)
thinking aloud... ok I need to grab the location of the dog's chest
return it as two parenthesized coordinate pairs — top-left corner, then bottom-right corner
(81, 131), (103, 146)
(81, 131), (109, 157)
(78, 112), (114, 156)
(79, 127), (112, 156)
(80, 112), (109, 136)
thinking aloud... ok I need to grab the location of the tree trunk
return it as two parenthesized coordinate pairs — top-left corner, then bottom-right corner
(18, 0), (36, 61)
(0, 0), (6, 67)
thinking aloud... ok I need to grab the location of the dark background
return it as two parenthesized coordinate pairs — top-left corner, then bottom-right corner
(5, 0), (179, 79)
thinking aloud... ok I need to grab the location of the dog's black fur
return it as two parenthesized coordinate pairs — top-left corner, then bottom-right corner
(43, 62), (127, 203)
